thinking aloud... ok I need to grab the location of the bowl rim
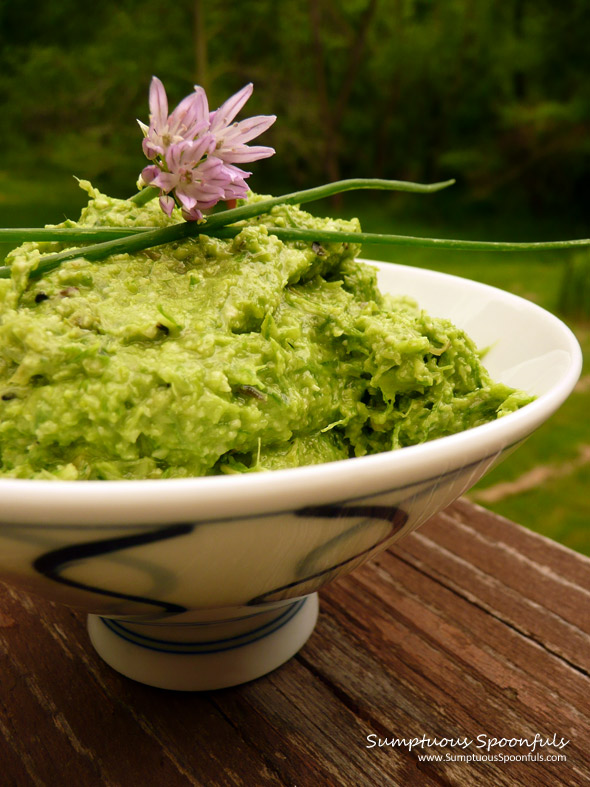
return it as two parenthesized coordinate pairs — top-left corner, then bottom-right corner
(0, 260), (582, 525)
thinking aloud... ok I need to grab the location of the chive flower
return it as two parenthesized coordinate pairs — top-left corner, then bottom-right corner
(138, 77), (276, 220)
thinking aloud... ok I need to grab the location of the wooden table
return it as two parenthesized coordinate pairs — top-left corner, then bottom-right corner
(1, 499), (589, 786)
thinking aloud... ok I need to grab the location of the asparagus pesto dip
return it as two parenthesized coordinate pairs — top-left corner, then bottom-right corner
(0, 184), (532, 480)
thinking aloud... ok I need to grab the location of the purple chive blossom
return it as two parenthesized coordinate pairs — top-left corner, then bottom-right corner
(209, 83), (276, 165)
(142, 146), (247, 221)
(138, 76), (209, 159)
(138, 77), (276, 220)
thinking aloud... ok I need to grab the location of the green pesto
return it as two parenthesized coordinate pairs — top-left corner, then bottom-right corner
(0, 183), (532, 480)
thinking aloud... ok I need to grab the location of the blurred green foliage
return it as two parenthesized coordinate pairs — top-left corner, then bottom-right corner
(1, 0), (589, 221)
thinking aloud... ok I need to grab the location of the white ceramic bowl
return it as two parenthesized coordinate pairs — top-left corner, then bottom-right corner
(0, 261), (582, 690)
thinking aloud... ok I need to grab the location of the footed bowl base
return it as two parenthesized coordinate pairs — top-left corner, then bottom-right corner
(87, 594), (319, 691)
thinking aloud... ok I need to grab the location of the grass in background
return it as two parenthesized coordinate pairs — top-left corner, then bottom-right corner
(2, 176), (588, 554)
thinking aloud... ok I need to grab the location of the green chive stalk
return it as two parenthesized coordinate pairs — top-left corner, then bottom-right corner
(2, 177), (590, 281)
(0, 227), (150, 242)
(3, 225), (590, 254)
(0, 178), (455, 279)
(128, 185), (159, 206)
(212, 227), (590, 252)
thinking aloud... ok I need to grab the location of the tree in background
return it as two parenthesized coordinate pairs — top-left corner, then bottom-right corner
(1, 0), (589, 221)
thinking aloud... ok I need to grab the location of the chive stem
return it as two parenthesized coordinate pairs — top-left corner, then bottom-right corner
(128, 186), (159, 205)
(4, 224), (586, 252)
(236, 227), (590, 252)
(1, 224), (589, 281)
(0, 178), (455, 279)
(4, 177), (588, 282)
(0, 227), (151, 242)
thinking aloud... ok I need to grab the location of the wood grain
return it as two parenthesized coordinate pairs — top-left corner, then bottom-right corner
(0, 499), (588, 786)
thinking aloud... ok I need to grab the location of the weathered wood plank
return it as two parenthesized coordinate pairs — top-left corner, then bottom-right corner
(372, 545), (590, 719)
(417, 505), (590, 636)
(315, 582), (584, 786)
(300, 606), (522, 787)
(404, 510), (590, 672)
(212, 659), (416, 787)
(455, 499), (590, 593)
(0, 589), (283, 786)
(0, 499), (588, 786)
(395, 526), (590, 667)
